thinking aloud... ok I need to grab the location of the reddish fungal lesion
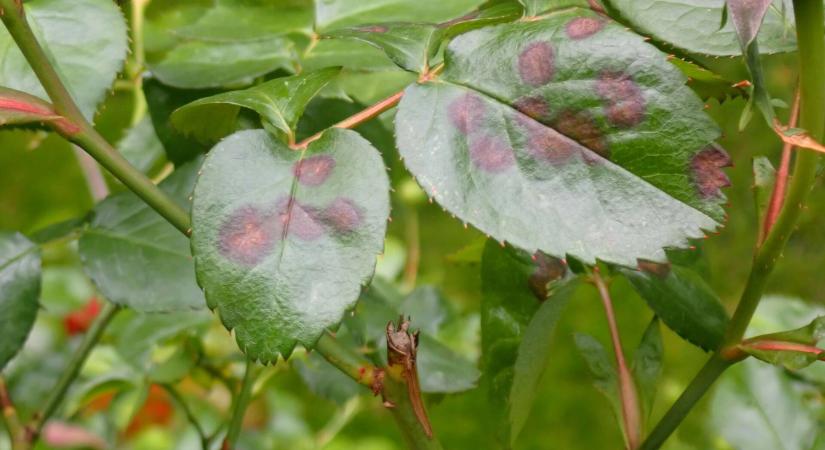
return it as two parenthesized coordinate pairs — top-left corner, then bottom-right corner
(514, 95), (551, 121)
(274, 196), (325, 241)
(528, 252), (567, 300)
(565, 17), (605, 40)
(468, 134), (516, 172)
(319, 197), (363, 234)
(637, 260), (671, 278)
(552, 109), (608, 158)
(448, 93), (486, 135)
(218, 206), (276, 266)
(516, 115), (577, 166)
(356, 25), (388, 33)
(518, 41), (556, 87)
(690, 144), (732, 199)
(293, 155), (336, 186)
(595, 71), (646, 128)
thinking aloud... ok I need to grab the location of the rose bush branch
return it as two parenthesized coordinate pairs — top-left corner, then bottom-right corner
(641, 1), (824, 447)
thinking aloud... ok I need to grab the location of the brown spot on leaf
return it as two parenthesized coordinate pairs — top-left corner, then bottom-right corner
(218, 206), (275, 266)
(438, 11), (480, 28)
(514, 95), (550, 120)
(448, 93), (486, 134)
(320, 197), (362, 234)
(469, 135), (515, 172)
(637, 260), (671, 278)
(517, 116), (577, 166)
(595, 71), (646, 128)
(293, 155), (335, 186)
(565, 17), (604, 39)
(518, 42), (555, 87)
(528, 252), (567, 300)
(553, 109), (608, 158)
(691, 144), (732, 198)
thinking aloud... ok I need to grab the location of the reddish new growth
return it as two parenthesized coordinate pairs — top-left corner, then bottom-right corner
(469, 135), (516, 172)
(319, 197), (363, 234)
(518, 41), (556, 87)
(553, 109), (608, 158)
(448, 93), (486, 135)
(63, 297), (102, 336)
(595, 71), (646, 128)
(218, 206), (275, 266)
(0, 97), (81, 134)
(528, 252), (567, 300)
(293, 155), (335, 186)
(690, 144), (732, 199)
(565, 17), (604, 40)
(514, 95), (550, 120)
(517, 115), (577, 166)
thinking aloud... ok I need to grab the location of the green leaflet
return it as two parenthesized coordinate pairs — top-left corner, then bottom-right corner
(314, 0), (484, 31)
(172, 68), (341, 144)
(79, 160), (206, 312)
(395, 9), (727, 267)
(631, 317), (663, 424)
(0, 0), (127, 120)
(0, 232), (41, 370)
(191, 129), (390, 362)
(481, 241), (577, 446)
(143, 79), (213, 165)
(623, 263), (729, 351)
(606, 0), (796, 56)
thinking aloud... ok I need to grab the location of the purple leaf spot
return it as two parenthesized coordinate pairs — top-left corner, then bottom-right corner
(595, 71), (646, 128)
(565, 17), (604, 40)
(218, 206), (275, 266)
(293, 155), (336, 186)
(357, 25), (388, 33)
(469, 135), (515, 172)
(514, 95), (551, 120)
(320, 198), (363, 234)
(448, 93), (486, 134)
(517, 116), (577, 166)
(518, 42), (555, 87)
(553, 110), (608, 158)
(275, 196), (324, 241)
(691, 145), (732, 198)
(528, 252), (567, 300)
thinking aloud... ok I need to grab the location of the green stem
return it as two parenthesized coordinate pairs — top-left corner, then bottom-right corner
(33, 303), (120, 439)
(223, 359), (259, 450)
(0, 0), (191, 235)
(315, 333), (442, 450)
(641, 1), (824, 448)
(161, 384), (210, 450)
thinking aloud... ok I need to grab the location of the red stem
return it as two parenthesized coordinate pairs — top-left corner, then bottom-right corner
(760, 86), (801, 245)
(292, 90), (404, 150)
(745, 339), (824, 356)
(593, 269), (641, 450)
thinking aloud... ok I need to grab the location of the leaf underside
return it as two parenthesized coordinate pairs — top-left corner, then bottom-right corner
(395, 9), (727, 267)
(191, 129), (390, 363)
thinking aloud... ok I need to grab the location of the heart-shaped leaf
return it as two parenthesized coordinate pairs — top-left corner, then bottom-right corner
(0, 0), (127, 120)
(608, 0), (796, 56)
(481, 240), (577, 446)
(622, 262), (729, 351)
(171, 68), (341, 144)
(191, 129), (390, 362)
(79, 160), (205, 312)
(0, 232), (41, 370)
(395, 10), (727, 267)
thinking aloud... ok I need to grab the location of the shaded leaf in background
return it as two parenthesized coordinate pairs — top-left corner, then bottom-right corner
(171, 0), (312, 42)
(574, 333), (624, 440)
(0, 0), (127, 120)
(631, 317), (662, 423)
(668, 58), (746, 102)
(343, 279), (481, 393)
(79, 159), (205, 312)
(622, 263), (729, 351)
(710, 360), (823, 450)
(481, 240), (577, 446)
(740, 315), (824, 371)
(143, 79), (212, 165)
(294, 351), (362, 405)
(313, 0), (483, 31)
(0, 232), (41, 370)
(191, 129), (389, 362)
(171, 67), (341, 144)
(519, 0), (587, 16)
(752, 156), (776, 239)
(606, 0), (795, 56)
(115, 117), (166, 175)
(395, 9), (726, 267)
